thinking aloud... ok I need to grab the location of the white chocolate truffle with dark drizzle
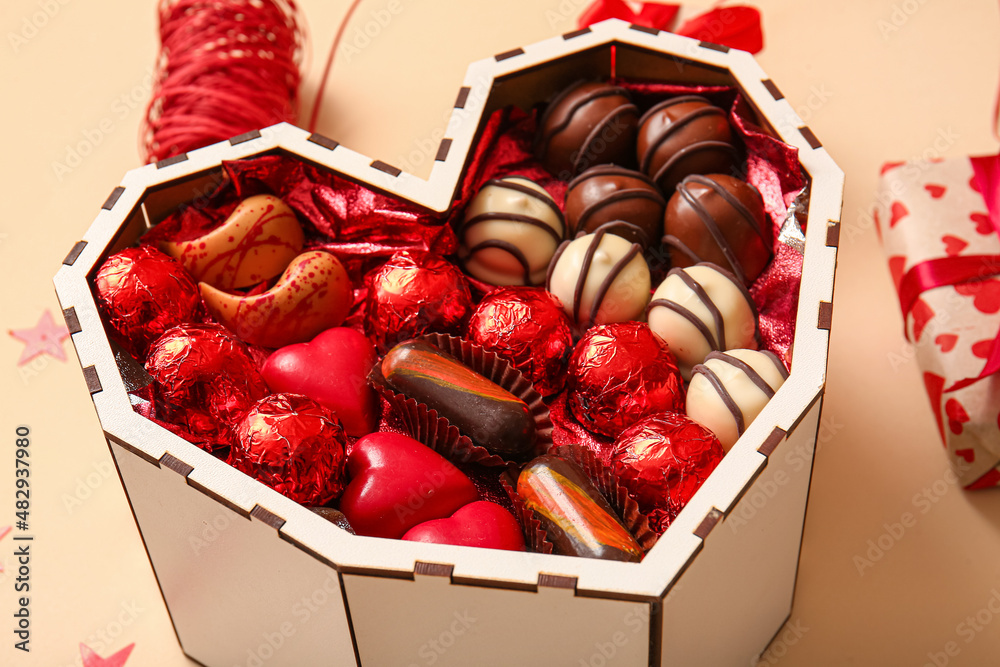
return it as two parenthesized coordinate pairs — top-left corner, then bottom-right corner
(458, 176), (565, 286)
(686, 349), (789, 451)
(646, 263), (758, 379)
(546, 225), (650, 329)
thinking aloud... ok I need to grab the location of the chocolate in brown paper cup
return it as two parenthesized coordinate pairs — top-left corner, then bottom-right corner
(499, 470), (553, 555)
(552, 445), (659, 553)
(369, 333), (553, 466)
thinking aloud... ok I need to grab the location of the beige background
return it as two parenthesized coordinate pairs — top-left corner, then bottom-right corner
(3, 0), (1000, 665)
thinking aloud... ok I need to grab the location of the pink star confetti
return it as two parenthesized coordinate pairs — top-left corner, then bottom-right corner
(80, 642), (135, 667)
(9, 309), (70, 366)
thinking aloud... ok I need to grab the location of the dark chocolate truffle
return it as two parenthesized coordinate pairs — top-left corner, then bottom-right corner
(564, 165), (666, 247)
(536, 81), (639, 179)
(664, 174), (772, 286)
(636, 95), (738, 193)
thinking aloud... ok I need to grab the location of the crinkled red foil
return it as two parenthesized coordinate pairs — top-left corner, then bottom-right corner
(467, 287), (574, 396)
(229, 393), (347, 505)
(610, 412), (725, 534)
(363, 250), (474, 353)
(566, 322), (684, 439)
(94, 245), (204, 358)
(144, 323), (268, 451)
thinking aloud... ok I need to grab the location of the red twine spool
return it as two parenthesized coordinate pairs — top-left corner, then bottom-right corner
(142, 0), (304, 164)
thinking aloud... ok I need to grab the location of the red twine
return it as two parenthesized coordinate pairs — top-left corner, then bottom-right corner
(142, 0), (304, 164)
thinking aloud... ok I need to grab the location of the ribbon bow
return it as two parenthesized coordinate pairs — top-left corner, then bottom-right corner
(897, 155), (1000, 391)
(578, 0), (764, 54)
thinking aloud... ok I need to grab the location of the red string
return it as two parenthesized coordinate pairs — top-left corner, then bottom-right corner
(142, 0), (305, 164)
(308, 0), (364, 132)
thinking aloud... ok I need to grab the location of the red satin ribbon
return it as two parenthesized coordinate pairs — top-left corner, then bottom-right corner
(898, 155), (1000, 391)
(578, 0), (764, 54)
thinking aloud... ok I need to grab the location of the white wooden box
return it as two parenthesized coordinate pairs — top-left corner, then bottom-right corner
(53, 19), (842, 667)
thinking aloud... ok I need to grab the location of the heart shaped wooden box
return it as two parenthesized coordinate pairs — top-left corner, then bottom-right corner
(53, 19), (841, 667)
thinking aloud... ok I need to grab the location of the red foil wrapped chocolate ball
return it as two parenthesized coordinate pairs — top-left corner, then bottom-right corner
(611, 412), (724, 532)
(364, 250), (474, 353)
(229, 393), (347, 506)
(144, 323), (267, 451)
(566, 322), (683, 438)
(467, 287), (573, 396)
(94, 245), (203, 358)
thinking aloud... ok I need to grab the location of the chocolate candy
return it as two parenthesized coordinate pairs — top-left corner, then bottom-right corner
(402, 501), (526, 551)
(94, 245), (204, 358)
(536, 81), (639, 179)
(364, 250), (474, 354)
(637, 96), (738, 193)
(466, 286), (574, 396)
(458, 176), (565, 285)
(686, 349), (788, 451)
(546, 227), (651, 329)
(646, 263), (758, 379)
(565, 165), (666, 247)
(380, 340), (537, 459)
(309, 507), (356, 534)
(566, 322), (684, 438)
(517, 455), (642, 562)
(340, 432), (479, 539)
(162, 194), (304, 290)
(229, 393), (347, 506)
(664, 174), (772, 286)
(200, 250), (352, 348)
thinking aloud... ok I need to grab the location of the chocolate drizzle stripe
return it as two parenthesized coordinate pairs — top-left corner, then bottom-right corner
(677, 177), (750, 285)
(681, 174), (772, 251)
(539, 86), (632, 159)
(567, 165), (660, 192)
(573, 102), (638, 173)
(648, 298), (718, 352)
(575, 189), (665, 236)
(589, 220), (648, 246)
(637, 95), (712, 127)
(572, 227), (608, 324)
(652, 141), (739, 190)
(701, 262), (761, 344)
(461, 212), (563, 245)
(662, 234), (703, 265)
(705, 351), (776, 399)
(671, 267), (726, 350)
(760, 350), (790, 380)
(482, 178), (565, 229)
(588, 240), (642, 327)
(692, 362), (746, 434)
(546, 239), (571, 292)
(464, 239), (533, 285)
(639, 104), (727, 174)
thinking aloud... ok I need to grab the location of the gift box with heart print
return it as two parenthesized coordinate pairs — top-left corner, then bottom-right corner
(53, 19), (841, 667)
(876, 158), (1000, 489)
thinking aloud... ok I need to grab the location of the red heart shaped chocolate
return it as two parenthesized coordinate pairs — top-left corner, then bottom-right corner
(402, 501), (525, 551)
(262, 327), (379, 437)
(340, 432), (479, 539)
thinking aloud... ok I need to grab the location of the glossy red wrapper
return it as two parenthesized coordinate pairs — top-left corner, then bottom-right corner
(144, 323), (267, 451)
(94, 245), (204, 358)
(229, 394), (347, 506)
(467, 287), (574, 396)
(611, 412), (725, 533)
(363, 250), (474, 353)
(566, 322), (684, 439)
